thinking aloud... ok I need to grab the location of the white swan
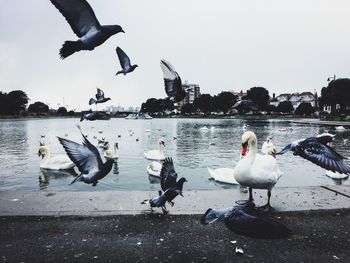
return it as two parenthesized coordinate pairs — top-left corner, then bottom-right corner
(335, 126), (346, 131)
(208, 167), (238, 185)
(144, 139), (165, 161)
(146, 161), (162, 177)
(233, 131), (283, 210)
(104, 142), (119, 162)
(261, 137), (276, 157)
(38, 145), (75, 170)
(325, 170), (349, 180)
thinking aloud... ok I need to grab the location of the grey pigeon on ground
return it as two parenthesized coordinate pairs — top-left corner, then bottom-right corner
(57, 128), (114, 186)
(115, 47), (138, 75)
(50, 0), (125, 59)
(160, 59), (186, 102)
(141, 158), (187, 214)
(201, 201), (290, 239)
(89, 88), (111, 105)
(277, 134), (350, 175)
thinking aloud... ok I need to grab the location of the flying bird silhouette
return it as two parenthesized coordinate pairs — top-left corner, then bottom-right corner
(160, 59), (186, 102)
(233, 99), (259, 111)
(89, 88), (111, 105)
(141, 158), (187, 214)
(115, 47), (138, 75)
(277, 134), (350, 175)
(50, 0), (125, 59)
(57, 128), (114, 186)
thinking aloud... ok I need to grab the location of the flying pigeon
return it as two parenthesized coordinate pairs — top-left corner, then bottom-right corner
(277, 134), (350, 175)
(89, 88), (111, 105)
(201, 202), (290, 239)
(141, 158), (187, 214)
(57, 128), (114, 186)
(50, 0), (125, 59)
(115, 47), (138, 75)
(233, 99), (259, 111)
(160, 59), (186, 102)
(80, 111), (99, 121)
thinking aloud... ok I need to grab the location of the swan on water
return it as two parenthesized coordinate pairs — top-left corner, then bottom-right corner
(38, 145), (75, 170)
(144, 139), (165, 161)
(104, 142), (119, 162)
(146, 161), (162, 177)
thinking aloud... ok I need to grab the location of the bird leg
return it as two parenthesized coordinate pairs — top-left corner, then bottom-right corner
(258, 190), (272, 212)
(248, 187), (254, 202)
(161, 206), (169, 215)
(168, 201), (175, 207)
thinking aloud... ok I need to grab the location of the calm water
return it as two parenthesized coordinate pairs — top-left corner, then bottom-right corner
(0, 117), (349, 192)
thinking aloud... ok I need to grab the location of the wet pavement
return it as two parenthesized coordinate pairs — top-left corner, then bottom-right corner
(1, 209), (350, 262)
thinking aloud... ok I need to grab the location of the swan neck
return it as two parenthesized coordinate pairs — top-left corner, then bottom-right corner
(246, 137), (257, 160)
(42, 148), (50, 163)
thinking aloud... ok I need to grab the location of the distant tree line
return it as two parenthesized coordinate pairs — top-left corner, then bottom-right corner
(319, 78), (350, 114)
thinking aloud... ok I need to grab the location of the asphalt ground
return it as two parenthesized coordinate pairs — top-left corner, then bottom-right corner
(1, 209), (349, 263)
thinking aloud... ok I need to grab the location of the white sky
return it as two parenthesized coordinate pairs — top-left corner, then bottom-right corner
(0, 0), (349, 111)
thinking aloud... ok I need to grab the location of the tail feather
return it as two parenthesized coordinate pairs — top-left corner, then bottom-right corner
(115, 70), (124, 76)
(70, 175), (83, 185)
(59, 41), (82, 59)
(89, 98), (96, 105)
(141, 199), (149, 204)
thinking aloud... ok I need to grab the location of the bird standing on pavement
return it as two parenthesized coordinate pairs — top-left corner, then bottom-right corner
(141, 158), (187, 214)
(50, 0), (125, 59)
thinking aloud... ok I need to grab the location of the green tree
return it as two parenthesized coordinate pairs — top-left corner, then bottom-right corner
(266, 104), (277, 113)
(28, 101), (49, 115)
(57, 107), (67, 116)
(5, 90), (29, 115)
(295, 102), (315, 116)
(193, 94), (213, 114)
(212, 92), (238, 114)
(319, 78), (350, 114)
(246, 87), (269, 111)
(276, 101), (294, 113)
(181, 103), (195, 115)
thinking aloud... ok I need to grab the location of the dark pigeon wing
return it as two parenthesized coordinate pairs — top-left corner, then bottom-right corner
(160, 157), (178, 191)
(50, 0), (101, 37)
(297, 139), (350, 174)
(233, 100), (258, 111)
(160, 60), (185, 102)
(96, 88), (104, 100)
(116, 47), (131, 71)
(57, 134), (103, 174)
(276, 143), (294, 155)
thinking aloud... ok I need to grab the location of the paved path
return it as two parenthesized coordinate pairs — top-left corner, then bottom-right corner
(1, 186), (350, 216)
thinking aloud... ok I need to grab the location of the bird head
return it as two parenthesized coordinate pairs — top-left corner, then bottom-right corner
(38, 146), (48, 159)
(109, 25), (125, 34)
(159, 139), (165, 147)
(241, 131), (256, 156)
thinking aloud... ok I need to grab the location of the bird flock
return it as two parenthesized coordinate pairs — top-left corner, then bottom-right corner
(42, 0), (350, 235)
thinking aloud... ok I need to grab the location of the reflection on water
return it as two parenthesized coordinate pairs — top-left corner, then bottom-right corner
(39, 168), (78, 190)
(0, 118), (349, 191)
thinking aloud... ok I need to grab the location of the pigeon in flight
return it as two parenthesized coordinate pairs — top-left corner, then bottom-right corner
(233, 99), (259, 111)
(141, 158), (187, 214)
(277, 134), (350, 175)
(89, 88), (111, 105)
(201, 202), (290, 239)
(160, 59), (187, 102)
(115, 47), (138, 75)
(57, 128), (114, 186)
(50, 0), (125, 59)
(80, 111), (99, 121)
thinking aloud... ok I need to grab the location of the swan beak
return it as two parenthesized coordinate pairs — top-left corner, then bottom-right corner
(38, 151), (44, 159)
(241, 141), (248, 156)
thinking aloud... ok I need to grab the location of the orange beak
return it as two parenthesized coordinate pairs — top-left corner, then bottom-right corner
(241, 142), (248, 156)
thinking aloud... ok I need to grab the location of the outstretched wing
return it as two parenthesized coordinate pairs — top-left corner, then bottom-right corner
(116, 47), (131, 71)
(297, 139), (350, 174)
(50, 0), (101, 37)
(160, 59), (185, 102)
(96, 88), (104, 100)
(160, 157), (178, 191)
(233, 99), (258, 111)
(57, 132), (103, 174)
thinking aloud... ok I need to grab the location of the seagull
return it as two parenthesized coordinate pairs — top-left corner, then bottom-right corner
(160, 59), (186, 102)
(50, 0), (125, 59)
(89, 88), (111, 105)
(115, 47), (138, 75)
(141, 158), (187, 214)
(57, 129), (114, 186)
(277, 134), (350, 175)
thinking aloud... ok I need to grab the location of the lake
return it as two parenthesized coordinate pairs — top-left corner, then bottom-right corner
(0, 117), (349, 192)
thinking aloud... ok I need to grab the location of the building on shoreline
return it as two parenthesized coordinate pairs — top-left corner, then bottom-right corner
(270, 92), (317, 109)
(177, 81), (201, 108)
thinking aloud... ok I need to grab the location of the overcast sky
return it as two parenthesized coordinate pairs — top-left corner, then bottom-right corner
(1, 0), (349, 111)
